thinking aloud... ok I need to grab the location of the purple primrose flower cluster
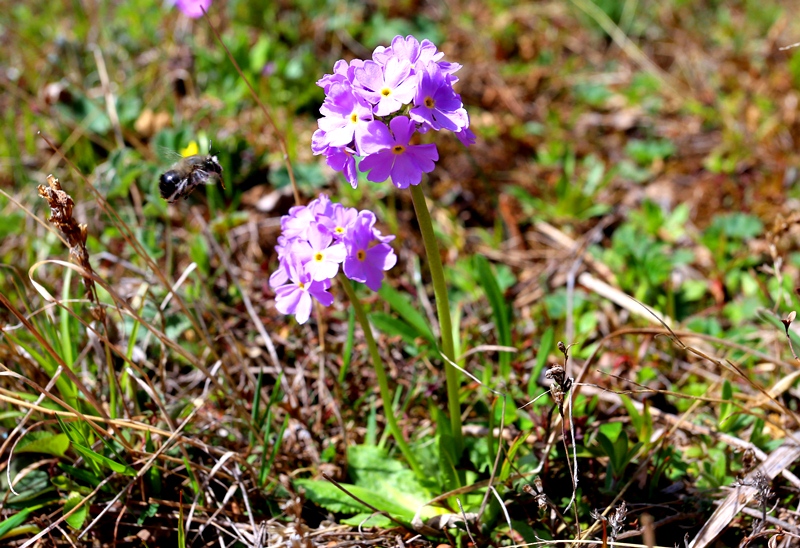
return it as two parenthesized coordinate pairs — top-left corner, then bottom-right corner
(270, 195), (397, 324)
(312, 35), (475, 189)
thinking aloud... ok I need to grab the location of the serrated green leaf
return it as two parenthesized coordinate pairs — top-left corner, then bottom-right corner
(347, 445), (434, 517)
(72, 443), (136, 476)
(16, 432), (70, 457)
(63, 492), (88, 529)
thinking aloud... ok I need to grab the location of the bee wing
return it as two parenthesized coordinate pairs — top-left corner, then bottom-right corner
(155, 146), (186, 166)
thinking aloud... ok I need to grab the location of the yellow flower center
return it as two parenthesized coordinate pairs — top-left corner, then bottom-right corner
(314, 252), (324, 262)
(381, 88), (392, 97)
(424, 96), (435, 108)
(335, 226), (345, 235)
(357, 250), (366, 261)
(298, 282), (305, 289)
(392, 145), (405, 155)
(350, 113), (358, 123)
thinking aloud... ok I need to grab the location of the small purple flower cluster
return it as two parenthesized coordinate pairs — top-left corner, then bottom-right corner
(270, 195), (397, 324)
(312, 35), (475, 190)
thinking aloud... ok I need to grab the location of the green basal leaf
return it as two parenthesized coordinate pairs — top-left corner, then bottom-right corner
(347, 445), (435, 518)
(294, 479), (413, 521)
(16, 432), (70, 457)
(340, 513), (394, 528)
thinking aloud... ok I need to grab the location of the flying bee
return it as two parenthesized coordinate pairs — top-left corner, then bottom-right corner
(159, 143), (224, 203)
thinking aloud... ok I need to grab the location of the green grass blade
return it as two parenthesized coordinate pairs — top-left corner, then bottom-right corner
(339, 306), (356, 385)
(59, 267), (75, 370)
(473, 255), (512, 378)
(262, 415), (288, 486)
(0, 508), (34, 540)
(528, 327), (554, 398)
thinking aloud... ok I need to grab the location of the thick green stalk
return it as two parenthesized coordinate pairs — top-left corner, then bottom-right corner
(339, 275), (424, 478)
(409, 184), (463, 453)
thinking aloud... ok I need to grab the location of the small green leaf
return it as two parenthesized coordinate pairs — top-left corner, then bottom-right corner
(719, 380), (733, 429)
(499, 428), (530, 482)
(137, 503), (160, 526)
(597, 421), (623, 442)
(72, 443), (136, 476)
(612, 430), (630, 472)
(619, 396), (642, 438)
(16, 432), (70, 457)
(63, 492), (88, 529)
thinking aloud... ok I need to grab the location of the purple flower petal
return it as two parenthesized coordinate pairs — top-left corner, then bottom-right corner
(176, 0), (211, 18)
(343, 211), (397, 290)
(356, 120), (394, 156)
(359, 150), (394, 183)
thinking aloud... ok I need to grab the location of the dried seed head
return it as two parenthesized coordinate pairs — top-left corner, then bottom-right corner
(38, 174), (102, 318)
(783, 311), (796, 334)
(523, 476), (547, 509)
(545, 364), (565, 384)
(557, 341), (568, 359)
(549, 382), (564, 408)
(741, 447), (756, 474)
(609, 501), (627, 539)
(753, 472), (773, 506)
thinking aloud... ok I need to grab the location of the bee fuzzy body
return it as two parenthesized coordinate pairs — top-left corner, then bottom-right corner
(159, 154), (223, 203)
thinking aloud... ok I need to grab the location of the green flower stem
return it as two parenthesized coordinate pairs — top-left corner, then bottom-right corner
(409, 184), (463, 454)
(339, 275), (424, 479)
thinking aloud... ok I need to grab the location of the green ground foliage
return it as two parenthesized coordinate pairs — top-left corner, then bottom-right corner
(2, 0), (800, 546)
